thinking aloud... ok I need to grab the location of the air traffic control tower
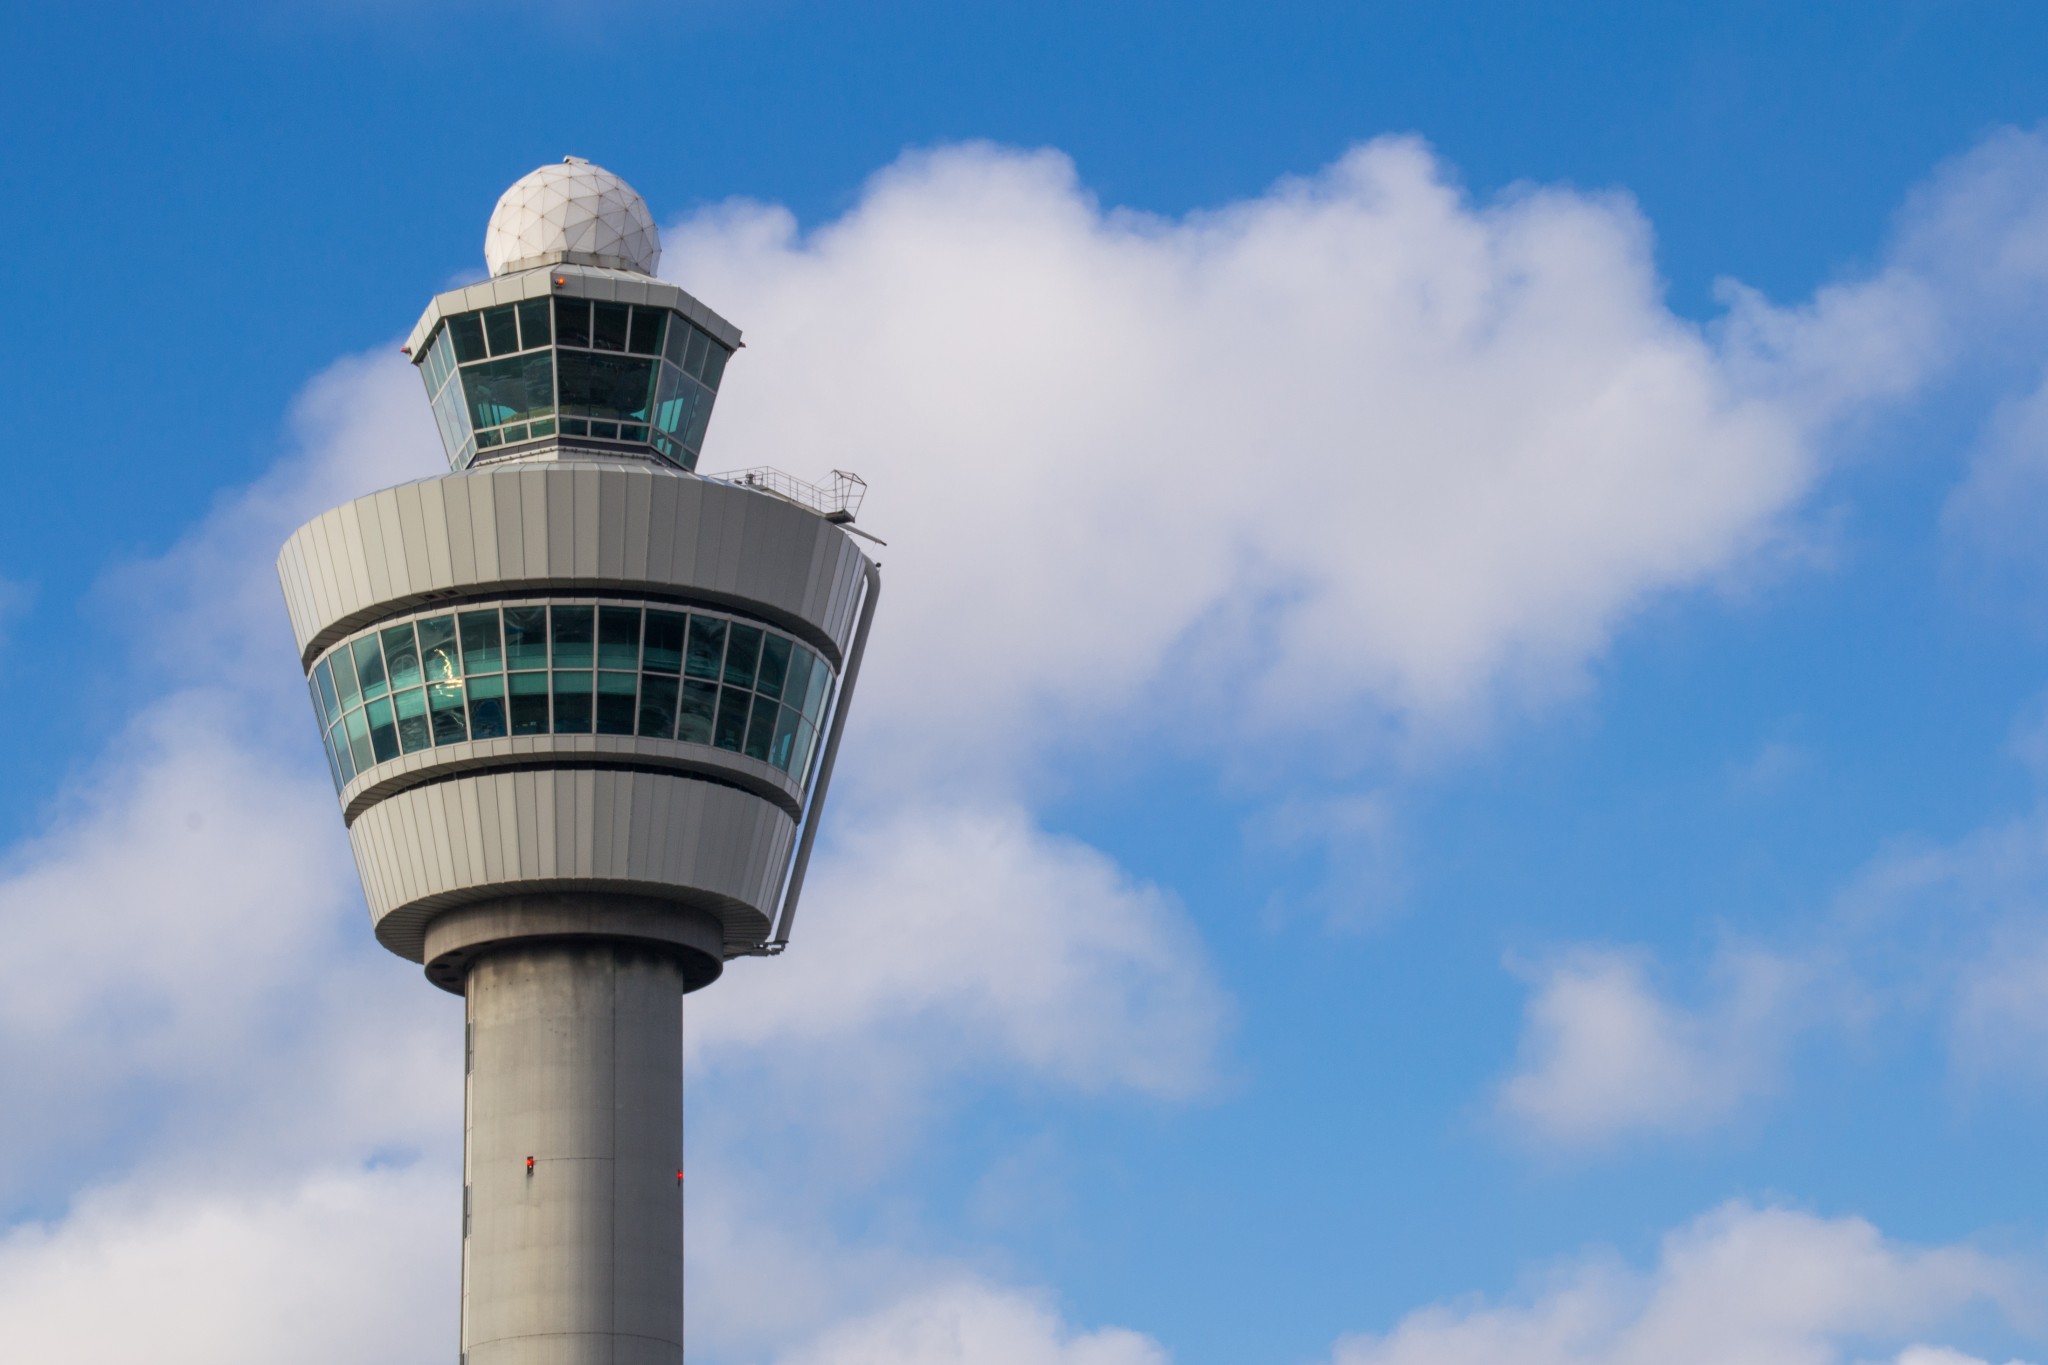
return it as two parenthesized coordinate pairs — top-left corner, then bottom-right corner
(276, 160), (880, 1364)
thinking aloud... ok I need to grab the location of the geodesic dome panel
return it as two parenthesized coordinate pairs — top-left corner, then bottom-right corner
(484, 158), (662, 278)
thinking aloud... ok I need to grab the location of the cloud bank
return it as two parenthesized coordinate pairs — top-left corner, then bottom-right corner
(6, 127), (2048, 1361)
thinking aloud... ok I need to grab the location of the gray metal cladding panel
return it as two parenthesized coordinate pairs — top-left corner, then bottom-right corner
(278, 464), (872, 667)
(350, 769), (793, 960)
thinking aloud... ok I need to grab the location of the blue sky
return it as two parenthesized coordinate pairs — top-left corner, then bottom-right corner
(7, 3), (2048, 1363)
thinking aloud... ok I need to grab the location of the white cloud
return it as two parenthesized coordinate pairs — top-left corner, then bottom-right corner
(772, 1280), (1167, 1365)
(698, 802), (1226, 1101)
(1330, 1203), (2037, 1365)
(668, 137), (1928, 790)
(1497, 946), (1818, 1146)
(9, 124), (2048, 1363)
(0, 1164), (455, 1365)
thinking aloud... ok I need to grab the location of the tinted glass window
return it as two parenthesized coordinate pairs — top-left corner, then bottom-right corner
(591, 302), (629, 352)
(314, 659), (340, 723)
(509, 671), (549, 735)
(770, 703), (800, 772)
(756, 634), (792, 701)
(331, 645), (362, 709)
(517, 298), (551, 349)
(628, 307), (665, 356)
(598, 606), (640, 669)
(352, 636), (388, 699)
(461, 352), (554, 430)
(467, 675), (508, 740)
(712, 686), (749, 751)
(742, 694), (777, 762)
(483, 306), (519, 357)
(459, 610), (503, 673)
(311, 603), (835, 785)
(393, 688), (432, 754)
(724, 624), (762, 689)
(653, 366), (698, 442)
(503, 606), (548, 670)
(551, 606), (594, 667)
(417, 616), (460, 681)
(596, 672), (637, 734)
(344, 709), (374, 772)
(553, 671), (593, 732)
(450, 313), (488, 363)
(428, 682), (468, 745)
(685, 616), (725, 679)
(382, 624), (422, 690)
(553, 296), (591, 348)
(638, 673), (679, 739)
(701, 342), (729, 390)
(366, 698), (400, 763)
(663, 319), (688, 367)
(557, 351), (654, 423)
(643, 611), (685, 673)
(678, 679), (718, 745)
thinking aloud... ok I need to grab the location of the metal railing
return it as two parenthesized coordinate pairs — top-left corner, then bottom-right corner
(709, 466), (867, 523)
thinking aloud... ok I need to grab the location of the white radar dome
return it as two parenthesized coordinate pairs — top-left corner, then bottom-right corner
(484, 157), (662, 278)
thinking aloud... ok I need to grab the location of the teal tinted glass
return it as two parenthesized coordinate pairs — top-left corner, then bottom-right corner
(557, 351), (656, 424)
(684, 390), (714, 450)
(554, 297), (590, 347)
(628, 307), (665, 356)
(591, 301), (629, 351)
(483, 306), (519, 357)
(331, 644), (362, 709)
(637, 674), (679, 739)
(723, 625), (762, 689)
(459, 610), (503, 673)
(418, 616), (460, 681)
(596, 671), (637, 734)
(393, 688), (432, 754)
(802, 655), (831, 722)
(553, 671), (593, 732)
(643, 611), (684, 673)
(318, 719), (343, 791)
(652, 365), (698, 440)
(330, 719), (356, 786)
(792, 717), (816, 778)
(381, 624), (422, 690)
(684, 328), (709, 379)
(461, 352), (554, 430)
(352, 636), (388, 699)
(517, 298), (551, 349)
(756, 634), (792, 701)
(314, 659), (340, 724)
(713, 686), (749, 751)
(675, 679), (715, 744)
(685, 616), (725, 678)
(702, 342), (729, 390)
(742, 694), (777, 762)
(508, 671), (549, 735)
(450, 313), (487, 363)
(344, 709), (374, 772)
(770, 703), (800, 772)
(551, 606), (594, 666)
(598, 606), (640, 669)
(466, 674), (508, 740)
(365, 698), (400, 763)
(428, 682), (467, 745)
(503, 606), (548, 669)
(662, 319), (688, 367)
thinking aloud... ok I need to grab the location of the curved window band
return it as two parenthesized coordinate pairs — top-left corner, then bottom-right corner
(306, 601), (834, 796)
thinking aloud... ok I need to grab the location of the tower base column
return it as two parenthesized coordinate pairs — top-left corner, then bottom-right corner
(462, 939), (686, 1365)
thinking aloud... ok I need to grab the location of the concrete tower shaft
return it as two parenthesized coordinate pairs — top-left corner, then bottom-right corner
(278, 161), (880, 1365)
